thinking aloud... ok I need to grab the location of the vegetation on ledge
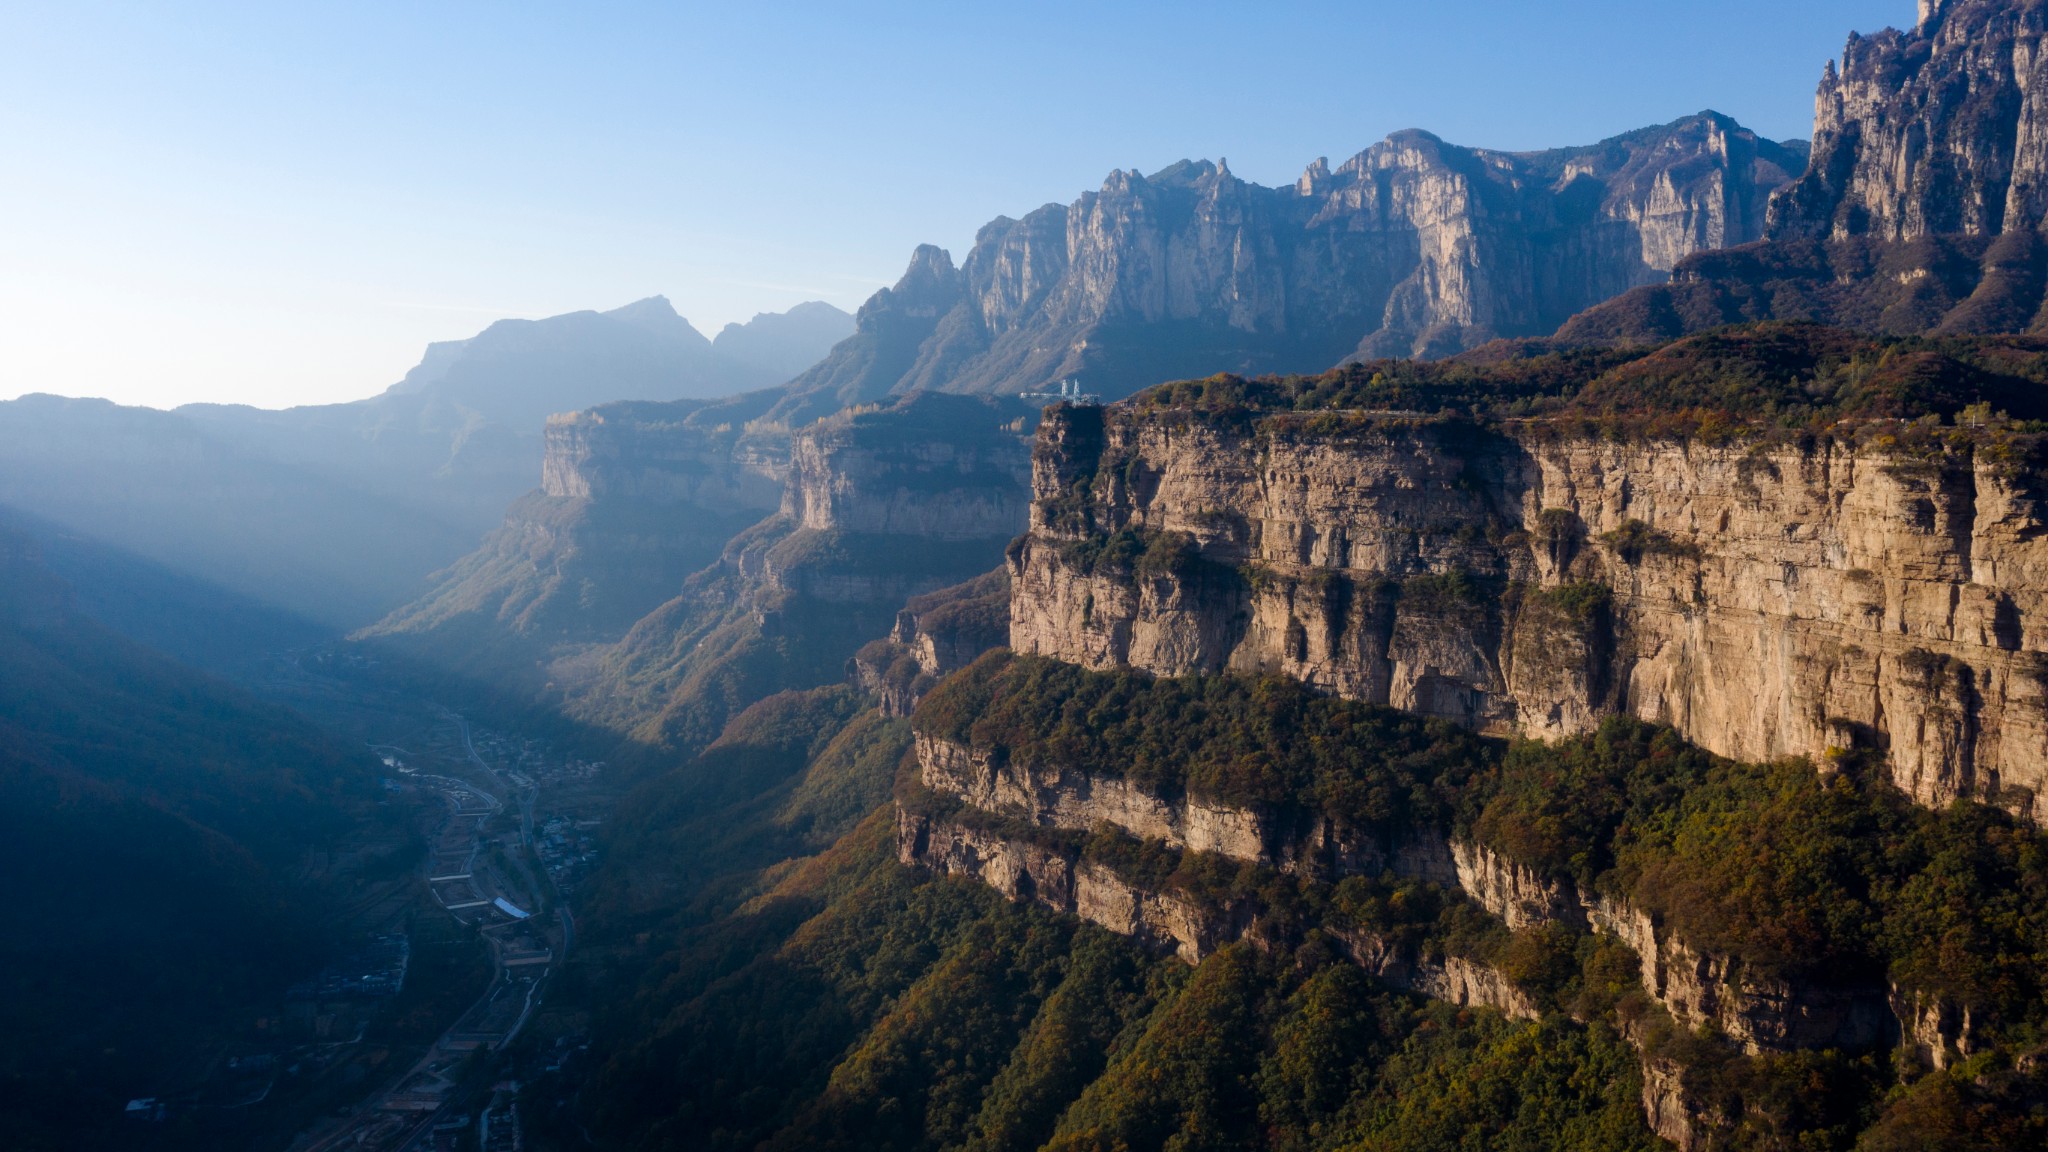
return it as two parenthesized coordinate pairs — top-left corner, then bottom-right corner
(1469, 718), (2048, 1038)
(915, 652), (1492, 831)
(921, 654), (2048, 1055)
(1125, 322), (2048, 458)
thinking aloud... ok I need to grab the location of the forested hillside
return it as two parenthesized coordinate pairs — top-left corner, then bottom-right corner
(0, 525), (387, 1150)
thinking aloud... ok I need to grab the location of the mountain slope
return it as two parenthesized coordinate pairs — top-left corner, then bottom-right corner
(0, 524), (382, 1150)
(0, 397), (481, 627)
(713, 300), (857, 382)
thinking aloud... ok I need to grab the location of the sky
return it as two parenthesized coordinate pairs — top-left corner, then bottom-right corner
(0, 0), (1907, 410)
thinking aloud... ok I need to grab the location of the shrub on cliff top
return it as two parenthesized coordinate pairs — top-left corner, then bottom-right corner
(1124, 322), (2048, 449)
(1469, 720), (2048, 1013)
(915, 653), (1490, 830)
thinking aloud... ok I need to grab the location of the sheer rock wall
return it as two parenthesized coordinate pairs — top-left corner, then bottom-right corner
(1009, 404), (2048, 817)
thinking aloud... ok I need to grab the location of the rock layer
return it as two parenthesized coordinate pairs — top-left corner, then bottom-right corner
(915, 732), (1457, 885)
(850, 569), (1012, 717)
(912, 728), (1891, 1056)
(896, 806), (1537, 1020)
(1009, 403), (2048, 816)
(560, 393), (1033, 747)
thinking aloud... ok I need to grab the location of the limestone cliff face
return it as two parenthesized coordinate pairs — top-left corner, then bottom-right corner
(364, 397), (789, 659)
(915, 732), (1457, 885)
(912, 728), (1888, 1055)
(564, 392), (1032, 748)
(1449, 839), (1583, 931)
(737, 393), (1030, 608)
(1554, 2), (2048, 346)
(896, 805), (1534, 1020)
(540, 402), (785, 508)
(781, 397), (1031, 540)
(899, 808), (1231, 962)
(791, 115), (1801, 404)
(1892, 984), (1986, 1071)
(850, 569), (1011, 717)
(1584, 894), (1893, 1056)
(1010, 404), (2048, 816)
(1772, 0), (2048, 242)
(1638, 1054), (1718, 1152)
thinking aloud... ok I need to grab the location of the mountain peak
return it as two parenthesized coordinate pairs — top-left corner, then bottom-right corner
(903, 244), (958, 282)
(709, 302), (857, 383)
(603, 295), (699, 337)
(1771, 0), (2048, 241)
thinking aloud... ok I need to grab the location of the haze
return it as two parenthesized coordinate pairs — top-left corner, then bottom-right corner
(2, 0), (1894, 410)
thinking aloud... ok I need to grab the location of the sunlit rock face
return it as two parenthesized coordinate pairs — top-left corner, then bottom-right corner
(1773, 0), (2048, 243)
(792, 114), (1802, 403)
(1010, 402), (2048, 819)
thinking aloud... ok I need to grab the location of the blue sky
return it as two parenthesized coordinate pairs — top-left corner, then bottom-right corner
(1, 0), (1905, 409)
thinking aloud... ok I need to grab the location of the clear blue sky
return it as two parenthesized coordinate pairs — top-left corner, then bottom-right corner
(1, 0), (1906, 409)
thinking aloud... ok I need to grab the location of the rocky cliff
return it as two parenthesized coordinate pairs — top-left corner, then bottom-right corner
(539, 398), (789, 507)
(894, 651), (1995, 1147)
(849, 568), (1010, 717)
(895, 806), (1539, 1021)
(908, 718), (1889, 1057)
(1772, 0), (2048, 242)
(1560, 0), (2048, 346)
(1008, 339), (2048, 818)
(792, 114), (1802, 405)
(558, 392), (1034, 749)
(362, 394), (788, 668)
(780, 398), (1032, 539)
(888, 327), (2048, 1146)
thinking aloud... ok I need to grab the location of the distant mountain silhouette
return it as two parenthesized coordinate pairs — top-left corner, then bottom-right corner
(0, 298), (852, 626)
(713, 299), (858, 382)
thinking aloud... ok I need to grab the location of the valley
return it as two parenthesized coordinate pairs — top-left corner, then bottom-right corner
(16, 3), (2048, 1150)
(44, 624), (622, 1152)
(260, 671), (617, 1152)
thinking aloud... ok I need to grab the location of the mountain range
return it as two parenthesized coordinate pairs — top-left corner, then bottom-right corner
(781, 113), (1806, 412)
(18, 2), (2048, 1149)
(1564, 0), (2048, 344)
(410, 6), (2048, 1148)
(0, 298), (850, 625)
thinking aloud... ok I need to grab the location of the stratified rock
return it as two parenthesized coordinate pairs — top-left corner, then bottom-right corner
(565, 392), (1033, 749)
(1007, 341), (2048, 821)
(360, 395), (786, 670)
(848, 568), (1010, 717)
